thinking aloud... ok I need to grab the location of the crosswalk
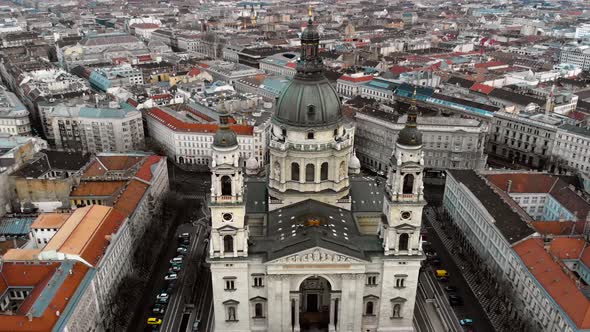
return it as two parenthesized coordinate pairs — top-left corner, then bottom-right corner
(426, 207), (513, 332)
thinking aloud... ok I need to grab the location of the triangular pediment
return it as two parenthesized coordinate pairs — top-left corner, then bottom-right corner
(394, 223), (417, 230)
(266, 247), (366, 265)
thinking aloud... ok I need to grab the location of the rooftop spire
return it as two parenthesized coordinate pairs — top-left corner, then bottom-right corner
(407, 87), (418, 126)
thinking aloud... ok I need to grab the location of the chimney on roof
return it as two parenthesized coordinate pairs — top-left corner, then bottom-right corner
(506, 180), (512, 193)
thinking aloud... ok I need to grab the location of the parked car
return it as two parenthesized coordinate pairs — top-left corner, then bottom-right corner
(177, 247), (188, 255)
(192, 319), (200, 331)
(147, 317), (162, 325)
(431, 259), (441, 267)
(178, 232), (190, 239)
(449, 295), (463, 306)
(170, 257), (183, 264)
(438, 276), (449, 282)
(435, 270), (450, 278)
(169, 265), (181, 273)
(444, 285), (457, 292)
(165, 273), (178, 281)
(460, 318), (473, 326)
(152, 304), (166, 315)
(156, 297), (168, 304)
(156, 292), (169, 300)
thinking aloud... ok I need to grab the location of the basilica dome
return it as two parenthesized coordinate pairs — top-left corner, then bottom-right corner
(273, 16), (342, 128)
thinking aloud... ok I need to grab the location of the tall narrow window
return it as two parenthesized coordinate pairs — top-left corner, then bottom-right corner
(399, 233), (409, 251)
(320, 162), (328, 181)
(224, 235), (234, 252)
(365, 301), (374, 315)
(228, 306), (237, 321)
(306, 163), (315, 182)
(254, 303), (263, 317)
(392, 304), (401, 318)
(291, 162), (300, 181)
(402, 174), (414, 194)
(221, 175), (232, 196)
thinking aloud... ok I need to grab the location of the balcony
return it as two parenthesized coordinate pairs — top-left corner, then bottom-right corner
(269, 137), (353, 152)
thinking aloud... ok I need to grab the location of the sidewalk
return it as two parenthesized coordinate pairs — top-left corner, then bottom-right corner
(426, 207), (510, 332)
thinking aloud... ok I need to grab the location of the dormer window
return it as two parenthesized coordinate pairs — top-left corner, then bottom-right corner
(307, 131), (314, 139)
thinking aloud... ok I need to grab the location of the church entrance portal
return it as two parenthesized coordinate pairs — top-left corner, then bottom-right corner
(297, 276), (331, 332)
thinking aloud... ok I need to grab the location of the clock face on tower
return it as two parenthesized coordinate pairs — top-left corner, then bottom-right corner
(223, 213), (233, 221)
(401, 211), (411, 220)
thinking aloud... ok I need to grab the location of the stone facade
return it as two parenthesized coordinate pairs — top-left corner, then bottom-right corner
(355, 111), (488, 173)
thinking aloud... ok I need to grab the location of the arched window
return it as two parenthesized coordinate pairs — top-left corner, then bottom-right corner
(254, 303), (263, 317)
(402, 174), (414, 194)
(223, 235), (234, 252)
(221, 175), (232, 196)
(339, 161), (346, 180)
(399, 233), (409, 251)
(365, 301), (374, 315)
(306, 163), (315, 182)
(320, 162), (328, 181)
(228, 306), (237, 321)
(291, 162), (300, 181)
(392, 304), (401, 318)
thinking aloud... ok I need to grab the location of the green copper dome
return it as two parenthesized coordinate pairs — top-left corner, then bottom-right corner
(213, 126), (238, 148)
(274, 77), (342, 127)
(213, 112), (238, 149)
(273, 15), (342, 127)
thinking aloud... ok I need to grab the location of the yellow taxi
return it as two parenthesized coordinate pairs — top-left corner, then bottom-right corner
(147, 317), (163, 325)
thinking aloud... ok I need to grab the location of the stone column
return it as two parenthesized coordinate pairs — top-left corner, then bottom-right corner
(328, 293), (337, 332)
(290, 292), (301, 332)
(219, 234), (224, 257)
(233, 236), (237, 257)
(268, 275), (282, 332)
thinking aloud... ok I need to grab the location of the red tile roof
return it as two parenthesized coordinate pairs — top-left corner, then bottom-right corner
(113, 179), (149, 217)
(0, 262), (90, 332)
(470, 83), (495, 95)
(486, 173), (590, 220)
(70, 181), (127, 197)
(549, 237), (586, 260)
(514, 238), (590, 329)
(339, 75), (373, 83)
(390, 65), (413, 75)
(135, 155), (163, 182)
(474, 61), (506, 69)
(188, 68), (201, 77)
(568, 111), (589, 122)
(131, 23), (160, 29)
(530, 221), (585, 236)
(486, 173), (557, 193)
(127, 98), (139, 107)
(151, 93), (173, 100)
(146, 107), (254, 135)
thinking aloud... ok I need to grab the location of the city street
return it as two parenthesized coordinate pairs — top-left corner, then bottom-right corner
(422, 183), (494, 332)
(129, 164), (213, 332)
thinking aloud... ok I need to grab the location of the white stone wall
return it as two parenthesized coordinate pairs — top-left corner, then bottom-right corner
(210, 252), (419, 332)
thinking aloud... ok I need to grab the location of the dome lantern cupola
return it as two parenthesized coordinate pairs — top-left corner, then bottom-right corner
(213, 103), (238, 148)
(397, 88), (423, 147)
(273, 7), (343, 128)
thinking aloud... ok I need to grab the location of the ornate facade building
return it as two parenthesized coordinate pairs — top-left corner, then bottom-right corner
(208, 14), (424, 332)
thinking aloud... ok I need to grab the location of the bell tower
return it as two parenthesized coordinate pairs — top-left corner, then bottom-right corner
(209, 114), (248, 259)
(381, 90), (425, 256)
